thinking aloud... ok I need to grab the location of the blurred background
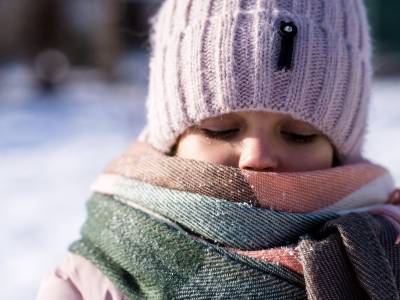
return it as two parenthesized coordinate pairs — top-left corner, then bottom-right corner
(0, 1), (399, 299)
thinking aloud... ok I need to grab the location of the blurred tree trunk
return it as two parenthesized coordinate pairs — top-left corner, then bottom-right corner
(60, 0), (121, 78)
(364, 0), (400, 75)
(0, 0), (30, 61)
(21, 0), (67, 57)
(91, 0), (122, 79)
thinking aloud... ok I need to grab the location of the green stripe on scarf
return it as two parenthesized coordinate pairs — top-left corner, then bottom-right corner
(70, 193), (306, 299)
(96, 175), (339, 250)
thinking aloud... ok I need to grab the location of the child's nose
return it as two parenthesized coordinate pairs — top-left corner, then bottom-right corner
(238, 137), (279, 172)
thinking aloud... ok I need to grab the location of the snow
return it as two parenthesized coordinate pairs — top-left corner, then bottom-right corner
(0, 58), (147, 299)
(365, 78), (400, 181)
(0, 54), (399, 299)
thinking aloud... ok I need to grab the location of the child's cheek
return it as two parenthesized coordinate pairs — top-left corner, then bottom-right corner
(282, 140), (334, 172)
(196, 138), (238, 167)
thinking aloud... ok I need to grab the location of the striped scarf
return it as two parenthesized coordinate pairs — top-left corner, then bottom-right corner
(70, 143), (400, 299)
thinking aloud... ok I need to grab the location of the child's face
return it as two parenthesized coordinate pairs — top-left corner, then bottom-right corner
(175, 111), (334, 172)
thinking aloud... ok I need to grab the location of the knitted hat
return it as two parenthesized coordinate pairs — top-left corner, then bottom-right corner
(140, 0), (372, 164)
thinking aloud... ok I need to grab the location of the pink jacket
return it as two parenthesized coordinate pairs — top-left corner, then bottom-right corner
(36, 253), (127, 300)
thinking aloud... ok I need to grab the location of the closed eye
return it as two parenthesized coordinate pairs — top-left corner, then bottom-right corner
(200, 128), (240, 140)
(281, 131), (317, 144)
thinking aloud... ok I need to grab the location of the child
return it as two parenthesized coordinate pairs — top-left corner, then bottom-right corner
(37, 0), (400, 299)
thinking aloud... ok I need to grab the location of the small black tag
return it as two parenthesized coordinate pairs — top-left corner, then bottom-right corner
(277, 21), (298, 71)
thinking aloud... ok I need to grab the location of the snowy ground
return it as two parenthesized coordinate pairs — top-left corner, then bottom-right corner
(0, 53), (399, 299)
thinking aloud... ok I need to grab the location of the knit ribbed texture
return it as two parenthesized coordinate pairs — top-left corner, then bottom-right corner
(141, 0), (372, 163)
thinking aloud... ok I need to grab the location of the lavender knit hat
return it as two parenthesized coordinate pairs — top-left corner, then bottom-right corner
(140, 0), (372, 163)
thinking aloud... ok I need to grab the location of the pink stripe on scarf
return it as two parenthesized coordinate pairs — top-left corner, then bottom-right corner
(232, 246), (303, 274)
(242, 163), (388, 212)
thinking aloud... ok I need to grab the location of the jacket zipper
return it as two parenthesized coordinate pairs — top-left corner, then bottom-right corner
(277, 21), (298, 71)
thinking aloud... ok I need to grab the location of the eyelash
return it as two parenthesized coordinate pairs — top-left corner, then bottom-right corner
(200, 128), (240, 140)
(281, 131), (317, 144)
(200, 129), (316, 144)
